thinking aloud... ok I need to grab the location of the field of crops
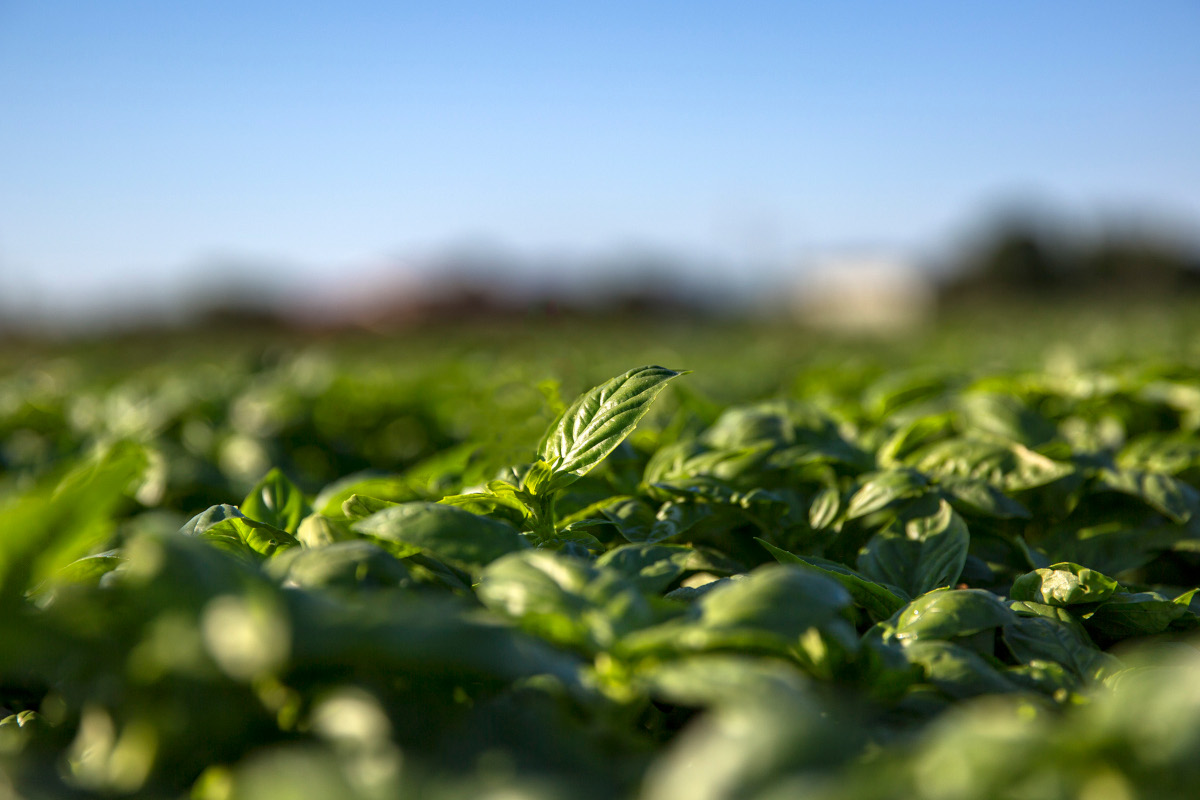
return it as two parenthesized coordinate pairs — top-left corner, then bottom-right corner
(5, 309), (1200, 799)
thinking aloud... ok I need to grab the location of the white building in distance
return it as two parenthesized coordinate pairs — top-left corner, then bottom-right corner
(792, 253), (935, 334)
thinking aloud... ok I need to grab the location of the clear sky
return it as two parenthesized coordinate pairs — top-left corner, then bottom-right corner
(2, 1), (1198, 317)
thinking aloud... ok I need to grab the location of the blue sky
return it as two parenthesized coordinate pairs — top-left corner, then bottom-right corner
(1, 1), (1198, 316)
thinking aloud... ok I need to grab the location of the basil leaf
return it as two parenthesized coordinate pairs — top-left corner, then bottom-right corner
(858, 499), (970, 597)
(539, 366), (686, 489)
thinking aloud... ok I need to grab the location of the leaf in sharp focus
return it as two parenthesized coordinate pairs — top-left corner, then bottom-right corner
(241, 468), (311, 534)
(519, 459), (556, 496)
(889, 588), (1016, 644)
(858, 499), (969, 597)
(351, 501), (530, 569)
(538, 366), (686, 488)
(180, 503), (298, 557)
(1010, 562), (1119, 607)
(756, 538), (907, 620)
(179, 503), (246, 537)
(237, 517), (300, 556)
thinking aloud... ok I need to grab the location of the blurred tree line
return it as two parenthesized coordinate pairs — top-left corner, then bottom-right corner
(939, 216), (1200, 302)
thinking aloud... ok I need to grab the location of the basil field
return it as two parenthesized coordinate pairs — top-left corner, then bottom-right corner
(4, 311), (1200, 799)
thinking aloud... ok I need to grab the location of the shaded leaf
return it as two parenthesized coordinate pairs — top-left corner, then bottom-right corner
(596, 543), (700, 594)
(808, 486), (841, 530)
(960, 392), (1057, 448)
(1082, 591), (1187, 640)
(938, 476), (1030, 519)
(757, 538), (906, 620)
(845, 469), (929, 519)
(1097, 467), (1200, 524)
(858, 499), (969, 597)
(1005, 601), (1118, 681)
(902, 640), (1021, 699)
(601, 497), (709, 544)
(353, 502), (529, 569)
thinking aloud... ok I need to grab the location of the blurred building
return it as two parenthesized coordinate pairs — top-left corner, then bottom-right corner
(792, 254), (935, 334)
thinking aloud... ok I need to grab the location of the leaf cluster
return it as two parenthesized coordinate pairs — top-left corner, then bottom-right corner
(5, 351), (1200, 799)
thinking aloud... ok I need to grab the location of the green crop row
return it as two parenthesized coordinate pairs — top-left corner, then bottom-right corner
(5, 324), (1200, 799)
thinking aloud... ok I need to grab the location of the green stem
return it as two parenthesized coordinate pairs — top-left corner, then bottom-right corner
(529, 491), (559, 544)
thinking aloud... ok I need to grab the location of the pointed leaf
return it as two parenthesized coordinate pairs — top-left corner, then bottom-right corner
(845, 469), (929, 520)
(242, 468), (310, 534)
(538, 366), (686, 488)
(808, 486), (841, 530)
(1097, 467), (1200, 524)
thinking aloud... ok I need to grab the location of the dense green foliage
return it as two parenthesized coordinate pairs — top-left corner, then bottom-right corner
(5, 318), (1200, 799)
